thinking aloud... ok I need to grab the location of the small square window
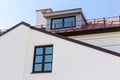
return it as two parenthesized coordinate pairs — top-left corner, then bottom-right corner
(45, 55), (52, 62)
(35, 56), (43, 63)
(36, 48), (43, 55)
(45, 47), (53, 54)
(44, 63), (52, 71)
(33, 45), (53, 73)
(34, 64), (42, 72)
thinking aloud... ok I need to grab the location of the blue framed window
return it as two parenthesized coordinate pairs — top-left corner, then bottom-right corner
(51, 16), (76, 29)
(33, 45), (53, 73)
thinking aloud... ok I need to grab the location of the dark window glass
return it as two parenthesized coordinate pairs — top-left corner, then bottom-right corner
(51, 16), (75, 29)
(33, 45), (53, 73)
(64, 17), (75, 27)
(45, 55), (52, 62)
(36, 48), (43, 55)
(52, 19), (62, 29)
(34, 64), (42, 71)
(45, 47), (53, 54)
(44, 63), (52, 71)
(35, 56), (43, 63)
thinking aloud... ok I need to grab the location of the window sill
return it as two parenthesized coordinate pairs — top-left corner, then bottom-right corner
(31, 71), (52, 74)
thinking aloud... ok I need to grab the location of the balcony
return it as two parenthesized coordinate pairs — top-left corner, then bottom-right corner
(36, 15), (120, 36)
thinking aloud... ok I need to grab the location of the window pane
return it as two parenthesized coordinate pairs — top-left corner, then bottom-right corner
(45, 55), (52, 62)
(45, 47), (53, 54)
(36, 48), (43, 55)
(52, 19), (62, 29)
(44, 63), (52, 71)
(35, 56), (43, 63)
(34, 64), (42, 71)
(64, 17), (75, 27)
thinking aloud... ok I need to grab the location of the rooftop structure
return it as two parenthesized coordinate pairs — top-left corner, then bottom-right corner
(35, 8), (120, 36)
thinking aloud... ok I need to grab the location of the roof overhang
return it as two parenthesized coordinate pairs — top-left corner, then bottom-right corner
(43, 8), (82, 18)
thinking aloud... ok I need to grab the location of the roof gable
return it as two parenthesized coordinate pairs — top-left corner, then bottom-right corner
(0, 22), (31, 37)
(1, 22), (120, 57)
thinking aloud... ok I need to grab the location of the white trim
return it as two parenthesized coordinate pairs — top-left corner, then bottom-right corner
(43, 8), (81, 17)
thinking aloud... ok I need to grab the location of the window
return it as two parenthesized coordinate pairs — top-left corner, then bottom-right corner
(51, 16), (76, 29)
(33, 45), (53, 73)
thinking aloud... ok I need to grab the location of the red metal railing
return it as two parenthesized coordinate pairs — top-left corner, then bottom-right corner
(36, 15), (120, 33)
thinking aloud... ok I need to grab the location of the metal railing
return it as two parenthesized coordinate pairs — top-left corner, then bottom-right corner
(36, 15), (120, 33)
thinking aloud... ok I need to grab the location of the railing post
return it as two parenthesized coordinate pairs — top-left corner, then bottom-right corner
(71, 22), (73, 27)
(119, 16), (120, 26)
(54, 23), (56, 32)
(103, 17), (106, 27)
(41, 24), (43, 29)
(94, 19), (96, 24)
(62, 22), (64, 28)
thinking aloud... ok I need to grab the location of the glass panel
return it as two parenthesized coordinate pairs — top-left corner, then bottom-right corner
(44, 63), (52, 71)
(64, 17), (75, 27)
(45, 47), (53, 54)
(34, 64), (42, 71)
(45, 55), (52, 62)
(36, 48), (43, 55)
(35, 56), (43, 63)
(52, 19), (62, 29)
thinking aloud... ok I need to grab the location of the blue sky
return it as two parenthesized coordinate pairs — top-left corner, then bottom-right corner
(0, 0), (120, 29)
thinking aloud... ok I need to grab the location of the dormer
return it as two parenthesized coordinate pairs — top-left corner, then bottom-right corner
(36, 8), (87, 32)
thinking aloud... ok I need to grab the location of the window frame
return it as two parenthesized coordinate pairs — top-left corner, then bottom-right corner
(32, 45), (53, 73)
(51, 16), (76, 29)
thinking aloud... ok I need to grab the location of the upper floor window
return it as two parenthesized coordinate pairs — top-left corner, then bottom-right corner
(33, 45), (53, 73)
(51, 16), (76, 29)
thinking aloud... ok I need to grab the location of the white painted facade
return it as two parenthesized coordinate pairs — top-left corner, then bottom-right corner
(0, 24), (120, 80)
(0, 25), (29, 80)
(69, 31), (120, 53)
(36, 11), (47, 27)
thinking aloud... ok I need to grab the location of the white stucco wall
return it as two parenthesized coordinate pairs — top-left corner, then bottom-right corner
(76, 14), (84, 28)
(0, 25), (29, 80)
(69, 31), (120, 53)
(1, 25), (120, 80)
(23, 28), (120, 80)
(36, 11), (47, 27)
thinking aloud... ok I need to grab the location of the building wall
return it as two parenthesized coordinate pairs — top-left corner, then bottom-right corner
(23, 28), (120, 80)
(1, 25), (120, 80)
(0, 25), (29, 80)
(69, 31), (120, 53)
(36, 11), (47, 27)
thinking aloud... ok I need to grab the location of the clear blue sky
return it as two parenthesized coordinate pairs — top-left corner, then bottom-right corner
(0, 0), (120, 29)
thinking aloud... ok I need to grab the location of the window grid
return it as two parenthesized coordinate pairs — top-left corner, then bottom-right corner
(51, 16), (76, 29)
(33, 45), (53, 73)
